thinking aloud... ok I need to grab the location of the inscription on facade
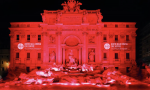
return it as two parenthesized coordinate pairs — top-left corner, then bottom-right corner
(62, 16), (82, 24)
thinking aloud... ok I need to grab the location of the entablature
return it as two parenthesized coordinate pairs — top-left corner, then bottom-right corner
(103, 22), (137, 28)
(10, 22), (42, 28)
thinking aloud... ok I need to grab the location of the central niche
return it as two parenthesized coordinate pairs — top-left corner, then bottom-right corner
(65, 36), (79, 46)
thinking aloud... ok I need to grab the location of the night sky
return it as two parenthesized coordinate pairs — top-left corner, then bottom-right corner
(0, 0), (150, 49)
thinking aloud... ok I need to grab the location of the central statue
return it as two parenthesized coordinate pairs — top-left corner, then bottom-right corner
(68, 50), (75, 64)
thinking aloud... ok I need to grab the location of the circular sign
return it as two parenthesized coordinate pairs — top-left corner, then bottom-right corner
(18, 43), (24, 49)
(104, 43), (110, 50)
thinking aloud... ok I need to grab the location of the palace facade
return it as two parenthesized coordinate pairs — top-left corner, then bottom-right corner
(9, 0), (137, 73)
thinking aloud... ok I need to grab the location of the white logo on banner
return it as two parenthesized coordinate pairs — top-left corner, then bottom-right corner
(104, 43), (110, 49)
(18, 43), (24, 49)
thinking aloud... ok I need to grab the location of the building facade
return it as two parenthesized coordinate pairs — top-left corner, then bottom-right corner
(9, 0), (137, 73)
(137, 23), (150, 65)
(0, 49), (9, 77)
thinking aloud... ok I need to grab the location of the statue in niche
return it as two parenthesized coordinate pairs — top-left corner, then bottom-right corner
(56, 12), (62, 23)
(49, 35), (55, 43)
(49, 51), (56, 62)
(82, 11), (88, 23)
(97, 11), (103, 23)
(89, 49), (95, 62)
(89, 36), (95, 43)
(68, 50), (75, 65)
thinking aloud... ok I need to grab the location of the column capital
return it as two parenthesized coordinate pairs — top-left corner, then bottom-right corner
(31, 34), (36, 38)
(56, 31), (62, 36)
(42, 32), (48, 36)
(82, 32), (88, 36)
(96, 32), (102, 36)
(21, 34), (25, 38)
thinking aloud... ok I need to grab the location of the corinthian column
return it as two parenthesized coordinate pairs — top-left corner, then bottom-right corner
(82, 32), (88, 64)
(42, 32), (49, 63)
(56, 31), (62, 64)
(96, 32), (102, 63)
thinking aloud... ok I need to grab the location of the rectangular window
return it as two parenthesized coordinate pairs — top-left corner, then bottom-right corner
(16, 35), (19, 40)
(126, 53), (130, 59)
(38, 35), (41, 41)
(16, 53), (19, 58)
(2, 67), (4, 71)
(115, 24), (118, 28)
(104, 24), (107, 27)
(115, 67), (118, 70)
(104, 53), (107, 59)
(27, 35), (30, 41)
(126, 35), (129, 41)
(126, 25), (129, 28)
(103, 35), (107, 41)
(115, 35), (118, 41)
(115, 53), (118, 59)
(38, 53), (41, 60)
(126, 67), (130, 73)
(27, 53), (30, 59)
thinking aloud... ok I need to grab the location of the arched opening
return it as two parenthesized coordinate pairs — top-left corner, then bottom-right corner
(63, 35), (81, 65)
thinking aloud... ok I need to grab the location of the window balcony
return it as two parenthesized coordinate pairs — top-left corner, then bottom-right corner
(124, 59), (132, 64)
(14, 58), (21, 63)
(103, 58), (107, 60)
(113, 59), (121, 64)
(38, 40), (41, 42)
(103, 40), (107, 42)
(38, 58), (41, 60)
(16, 40), (19, 42)
(26, 58), (30, 60)
(37, 59), (43, 64)
(25, 58), (32, 63)
(27, 40), (30, 42)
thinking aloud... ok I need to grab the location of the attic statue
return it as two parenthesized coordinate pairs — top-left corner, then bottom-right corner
(61, 0), (82, 13)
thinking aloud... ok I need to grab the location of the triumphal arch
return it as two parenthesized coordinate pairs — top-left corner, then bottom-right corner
(9, 0), (137, 73)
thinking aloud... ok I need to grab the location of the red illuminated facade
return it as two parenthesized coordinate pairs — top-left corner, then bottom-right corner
(9, 0), (137, 73)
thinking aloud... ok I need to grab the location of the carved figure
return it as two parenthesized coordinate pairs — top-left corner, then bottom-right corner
(62, 1), (68, 12)
(89, 49), (95, 62)
(56, 12), (62, 23)
(68, 50), (75, 64)
(75, 1), (82, 12)
(61, 0), (82, 13)
(49, 35), (55, 43)
(41, 13), (46, 23)
(83, 11), (88, 23)
(97, 12), (103, 23)
(49, 51), (56, 62)
(89, 36), (95, 43)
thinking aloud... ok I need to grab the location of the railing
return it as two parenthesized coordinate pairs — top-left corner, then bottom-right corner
(14, 58), (21, 63)
(25, 58), (32, 64)
(113, 59), (121, 63)
(124, 59), (132, 64)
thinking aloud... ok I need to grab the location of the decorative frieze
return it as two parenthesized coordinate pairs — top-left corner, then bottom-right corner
(42, 32), (48, 36)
